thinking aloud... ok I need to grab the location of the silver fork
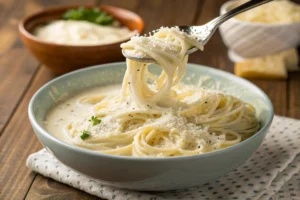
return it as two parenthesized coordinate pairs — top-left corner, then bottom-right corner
(122, 0), (273, 63)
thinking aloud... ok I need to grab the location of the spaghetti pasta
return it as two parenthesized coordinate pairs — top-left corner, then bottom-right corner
(45, 27), (260, 157)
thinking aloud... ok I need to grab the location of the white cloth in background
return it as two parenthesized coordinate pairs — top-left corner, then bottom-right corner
(26, 115), (300, 200)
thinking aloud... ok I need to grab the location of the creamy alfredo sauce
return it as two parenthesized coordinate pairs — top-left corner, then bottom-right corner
(34, 20), (135, 45)
(44, 85), (120, 141)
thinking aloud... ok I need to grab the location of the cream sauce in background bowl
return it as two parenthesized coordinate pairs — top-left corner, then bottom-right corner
(34, 20), (135, 46)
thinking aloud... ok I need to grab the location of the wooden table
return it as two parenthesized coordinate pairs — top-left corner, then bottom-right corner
(0, 0), (299, 199)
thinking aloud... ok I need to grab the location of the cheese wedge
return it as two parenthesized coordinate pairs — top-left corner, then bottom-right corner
(235, 55), (287, 79)
(279, 48), (299, 71)
(234, 48), (299, 79)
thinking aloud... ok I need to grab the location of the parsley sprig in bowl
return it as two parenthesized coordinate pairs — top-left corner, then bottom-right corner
(63, 7), (120, 26)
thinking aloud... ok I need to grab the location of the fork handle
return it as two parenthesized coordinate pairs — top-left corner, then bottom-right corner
(211, 0), (273, 26)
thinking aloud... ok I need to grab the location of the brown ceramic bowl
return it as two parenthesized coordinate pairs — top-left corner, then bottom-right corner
(19, 5), (144, 74)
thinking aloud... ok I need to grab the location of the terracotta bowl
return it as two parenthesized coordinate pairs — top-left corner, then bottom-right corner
(19, 5), (144, 74)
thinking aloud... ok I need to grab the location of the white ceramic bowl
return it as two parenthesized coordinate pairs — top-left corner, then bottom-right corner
(219, 0), (300, 59)
(28, 62), (274, 191)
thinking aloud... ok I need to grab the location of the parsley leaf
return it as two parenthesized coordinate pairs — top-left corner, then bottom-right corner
(80, 130), (90, 140)
(89, 116), (101, 126)
(62, 7), (116, 26)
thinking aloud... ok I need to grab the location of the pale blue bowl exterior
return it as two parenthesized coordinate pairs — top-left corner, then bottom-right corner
(28, 62), (274, 191)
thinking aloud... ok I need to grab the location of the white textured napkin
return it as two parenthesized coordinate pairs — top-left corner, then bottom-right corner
(27, 115), (300, 200)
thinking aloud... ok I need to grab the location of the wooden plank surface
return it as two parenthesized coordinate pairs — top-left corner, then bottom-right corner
(289, 72), (300, 118)
(0, 0), (42, 133)
(26, 175), (100, 200)
(0, 48), (39, 133)
(0, 67), (54, 199)
(0, 0), (299, 199)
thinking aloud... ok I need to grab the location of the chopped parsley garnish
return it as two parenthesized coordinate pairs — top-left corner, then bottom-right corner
(63, 7), (116, 26)
(80, 130), (90, 140)
(89, 116), (101, 126)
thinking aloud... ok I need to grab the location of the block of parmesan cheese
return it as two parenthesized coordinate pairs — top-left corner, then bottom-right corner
(235, 55), (287, 79)
(279, 48), (299, 71)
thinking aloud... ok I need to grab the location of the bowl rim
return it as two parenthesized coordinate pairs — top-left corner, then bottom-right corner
(18, 5), (144, 48)
(220, 0), (300, 27)
(28, 62), (274, 162)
